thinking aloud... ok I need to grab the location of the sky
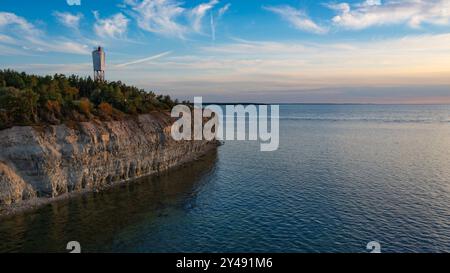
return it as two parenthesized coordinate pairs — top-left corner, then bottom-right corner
(1, 0), (450, 103)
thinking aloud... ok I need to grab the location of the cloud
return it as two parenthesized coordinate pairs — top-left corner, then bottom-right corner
(203, 38), (311, 54)
(66, 0), (81, 6)
(115, 51), (172, 67)
(0, 34), (17, 45)
(53, 11), (83, 29)
(327, 0), (450, 30)
(218, 3), (231, 18)
(38, 40), (89, 54)
(0, 12), (36, 34)
(94, 12), (129, 38)
(362, 0), (381, 6)
(0, 12), (90, 55)
(123, 0), (228, 39)
(189, 0), (219, 33)
(263, 5), (328, 34)
(211, 3), (230, 41)
(210, 13), (216, 41)
(125, 0), (186, 38)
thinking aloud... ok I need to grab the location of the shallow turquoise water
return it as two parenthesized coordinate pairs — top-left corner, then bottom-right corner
(1, 105), (450, 253)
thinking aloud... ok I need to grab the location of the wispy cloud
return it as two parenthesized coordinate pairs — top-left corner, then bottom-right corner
(0, 12), (36, 34)
(0, 12), (90, 55)
(66, 0), (81, 6)
(0, 34), (17, 45)
(218, 3), (231, 18)
(53, 11), (83, 29)
(93, 12), (129, 38)
(124, 0), (229, 39)
(125, 0), (186, 38)
(327, 0), (450, 30)
(211, 3), (231, 41)
(115, 51), (172, 67)
(263, 5), (328, 34)
(210, 13), (216, 41)
(189, 0), (219, 33)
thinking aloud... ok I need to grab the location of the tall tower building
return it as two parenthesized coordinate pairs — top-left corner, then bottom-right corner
(92, 46), (105, 81)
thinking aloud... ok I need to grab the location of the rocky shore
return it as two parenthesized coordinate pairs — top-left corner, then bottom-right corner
(0, 112), (218, 217)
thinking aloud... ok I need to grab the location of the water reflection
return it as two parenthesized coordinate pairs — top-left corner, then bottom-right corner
(0, 150), (218, 253)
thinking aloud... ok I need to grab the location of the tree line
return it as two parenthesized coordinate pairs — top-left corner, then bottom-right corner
(0, 69), (184, 130)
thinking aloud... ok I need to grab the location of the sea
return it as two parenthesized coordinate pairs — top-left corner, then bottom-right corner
(1, 104), (450, 253)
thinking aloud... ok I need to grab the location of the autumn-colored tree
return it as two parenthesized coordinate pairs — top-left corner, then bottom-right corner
(45, 100), (61, 115)
(78, 98), (92, 116)
(98, 102), (113, 116)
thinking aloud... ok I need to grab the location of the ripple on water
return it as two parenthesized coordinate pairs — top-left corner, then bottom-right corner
(1, 105), (450, 252)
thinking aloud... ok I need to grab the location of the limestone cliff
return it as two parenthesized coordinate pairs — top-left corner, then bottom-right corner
(0, 112), (217, 207)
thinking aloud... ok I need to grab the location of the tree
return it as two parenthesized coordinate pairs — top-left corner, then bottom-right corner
(0, 87), (39, 126)
(78, 98), (92, 116)
(98, 102), (113, 116)
(0, 69), (177, 129)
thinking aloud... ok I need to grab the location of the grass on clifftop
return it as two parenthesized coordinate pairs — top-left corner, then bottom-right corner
(0, 70), (186, 130)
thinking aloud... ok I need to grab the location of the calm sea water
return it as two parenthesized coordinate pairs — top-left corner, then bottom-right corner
(1, 104), (450, 253)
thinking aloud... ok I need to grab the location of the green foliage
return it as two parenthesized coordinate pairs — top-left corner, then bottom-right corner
(0, 87), (39, 127)
(0, 69), (176, 129)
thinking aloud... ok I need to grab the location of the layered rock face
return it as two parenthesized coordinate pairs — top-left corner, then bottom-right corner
(0, 112), (217, 206)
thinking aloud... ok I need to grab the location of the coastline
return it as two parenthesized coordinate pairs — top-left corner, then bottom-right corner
(0, 111), (219, 218)
(0, 142), (218, 219)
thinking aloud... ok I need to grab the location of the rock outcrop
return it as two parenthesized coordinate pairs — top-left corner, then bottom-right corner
(0, 112), (217, 207)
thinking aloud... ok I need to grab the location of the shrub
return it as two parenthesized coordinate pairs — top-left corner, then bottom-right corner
(98, 102), (113, 116)
(78, 98), (92, 116)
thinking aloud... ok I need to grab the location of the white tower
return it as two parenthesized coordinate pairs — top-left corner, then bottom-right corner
(92, 46), (105, 81)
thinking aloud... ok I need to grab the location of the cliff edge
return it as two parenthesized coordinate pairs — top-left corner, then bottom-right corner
(0, 112), (217, 211)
